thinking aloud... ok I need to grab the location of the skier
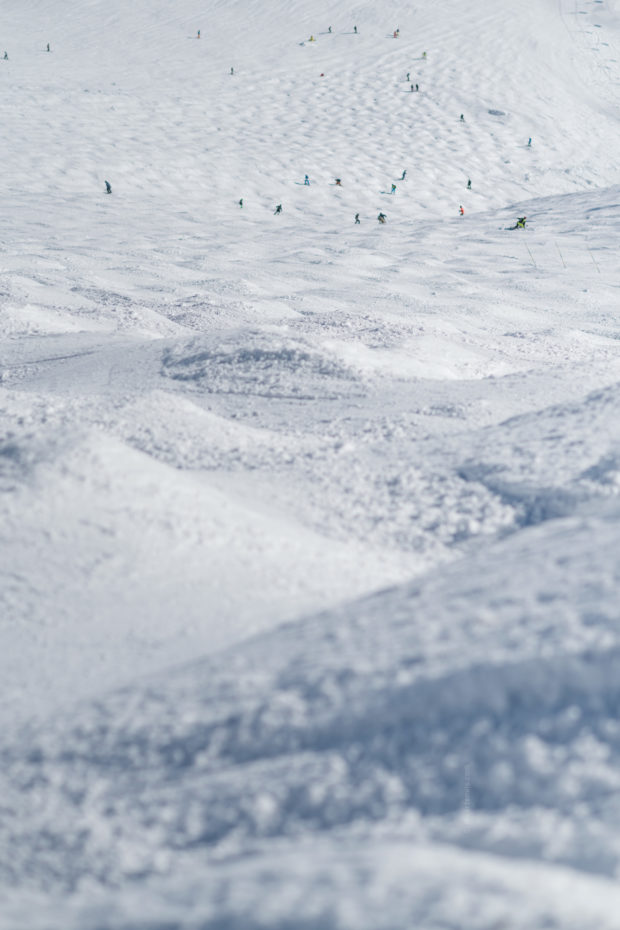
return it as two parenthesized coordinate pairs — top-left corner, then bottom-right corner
(391, 183), (397, 194)
(239, 198), (243, 207)
(197, 29), (200, 39)
(274, 204), (282, 214)
(355, 213), (360, 224)
(411, 84), (414, 92)
(459, 205), (464, 215)
(467, 179), (471, 190)
(406, 72), (410, 82)
(328, 26), (332, 33)
(422, 51), (427, 59)
(46, 43), (50, 52)
(309, 35), (316, 41)
(377, 212), (387, 223)
(304, 174), (310, 185)
(393, 30), (399, 38)
(400, 170), (407, 180)
(528, 137), (532, 147)
(230, 67), (234, 75)
(511, 216), (527, 229)
(3, 51), (8, 60)
(105, 180), (112, 194)
(415, 84), (419, 91)
(354, 25), (358, 33)
(460, 113), (465, 122)
(334, 178), (342, 186)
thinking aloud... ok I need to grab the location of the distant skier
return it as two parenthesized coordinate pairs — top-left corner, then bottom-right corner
(105, 180), (112, 194)
(460, 113), (465, 122)
(393, 30), (399, 38)
(400, 170), (407, 180)
(415, 84), (419, 91)
(3, 51), (8, 60)
(355, 213), (360, 224)
(334, 178), (342, 186)
(467, 179), (471, 190)
(391, 183), (397, 194)
(46, 43), (50, 52)
(197, 29), (200, 39)
(406, 72), (410, 82)
(328, 26), (332, 33)
(411, 84), (414, 92)
(459, 205), (464, 215)
(377, 212), (386, 223)
(304, 174), (310, 185)
(274, 204), (282, 214)
(239, 198), (243, 207)
(309, 35), (316, 42)
(353, 25), (358, 34)
(528, 137), (532, 147)
(422, 51), (427, 59)
(230, 67), (234, 75)
(510, 216), (527, 229)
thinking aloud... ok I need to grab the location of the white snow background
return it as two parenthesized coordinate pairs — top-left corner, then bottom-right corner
(2, 0), (620, 926)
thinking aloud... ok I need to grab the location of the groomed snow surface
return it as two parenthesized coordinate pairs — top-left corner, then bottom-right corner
(3, 0), (620, 926)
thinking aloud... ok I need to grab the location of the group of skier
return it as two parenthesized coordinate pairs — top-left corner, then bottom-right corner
(93, 21), (532, 233)
(230, 166), (527, 228)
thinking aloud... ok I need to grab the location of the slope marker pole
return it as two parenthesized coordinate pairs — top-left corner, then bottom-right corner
(525, 243), (536, 268)
(587, 246), (601, 274)
(555, 241), (566, 268)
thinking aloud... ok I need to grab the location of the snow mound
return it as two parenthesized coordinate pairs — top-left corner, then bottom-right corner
(4, 500), (620, 925)
(162, 333), (362, 399)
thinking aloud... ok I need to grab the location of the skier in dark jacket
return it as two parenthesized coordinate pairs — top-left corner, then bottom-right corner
(377, 212), (386, 223)
(105, 180), (112, 194)
(274, 204), (282, 214)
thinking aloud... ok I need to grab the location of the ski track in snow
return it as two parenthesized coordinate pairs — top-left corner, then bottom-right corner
(3, 0), (620, 926)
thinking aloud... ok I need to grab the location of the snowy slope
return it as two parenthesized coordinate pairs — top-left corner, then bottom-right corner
(3, 0), (620, 925)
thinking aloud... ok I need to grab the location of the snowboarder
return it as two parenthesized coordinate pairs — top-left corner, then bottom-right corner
(274, 204), (282, 214)
(105, 180), (112, 194)
(511, 216), (527, 229)
(377, 212), (386, 223)
(467, 179), (471, 190)
(239, 198), (243, 207)
(304, 174), (310, 185)
(355, 213), (360, 223)
(459, 205), (464, 215)
(391, 183), (397, 194)
(334, 178), (342, 186)
(400, 170), (407, 180)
